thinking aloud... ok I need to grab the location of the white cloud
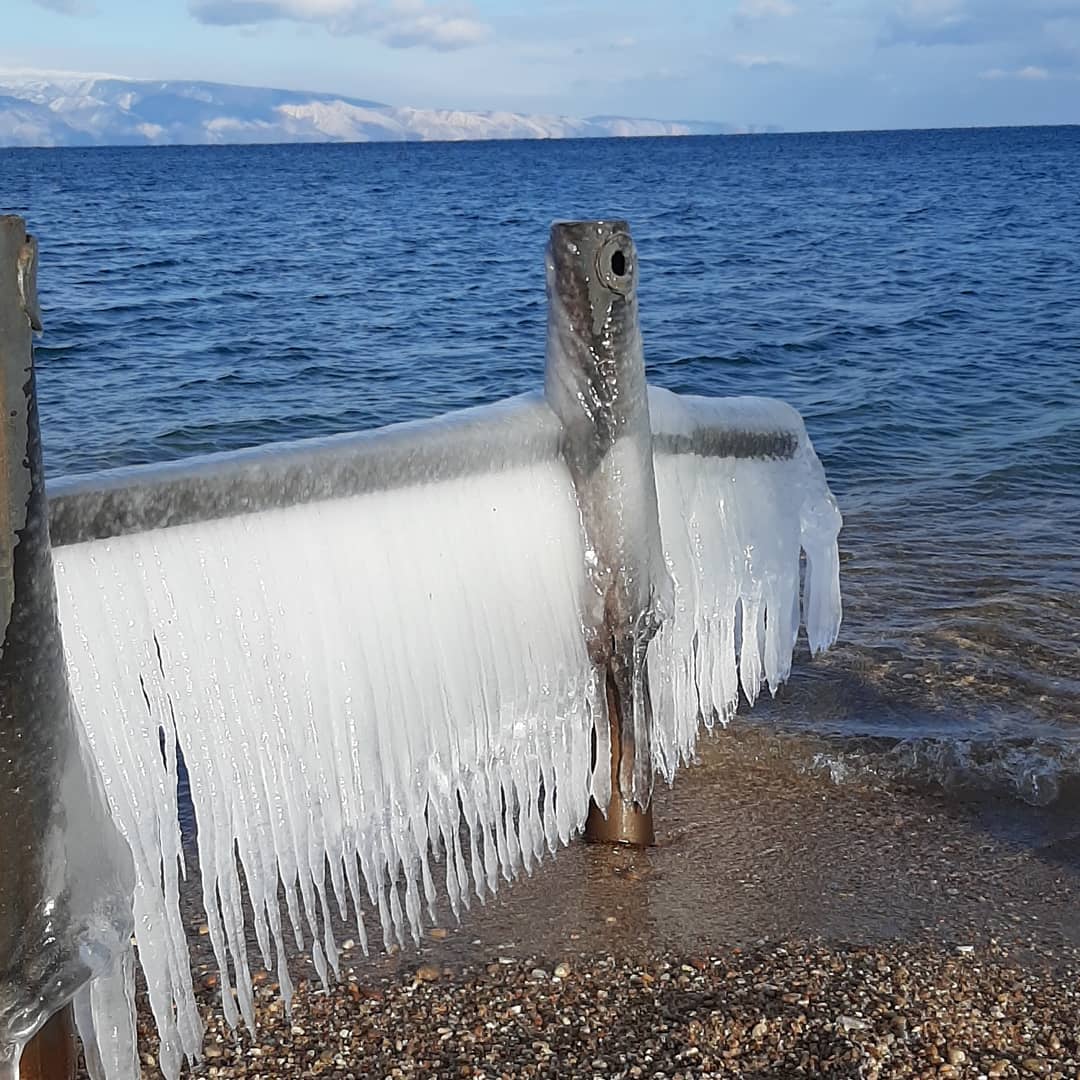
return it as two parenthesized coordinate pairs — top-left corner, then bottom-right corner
(881, 0), (1080, 50)
(980, 65), (1051, 80)
(380, 12), (489, 49)
(737, 0), (797, 18)
(31, 0), (96, 13)
(0, 66), (130, 83)
(881, 0), (977, 45)
(904, 0), (964, 15)
(187, 0), (491, 50)
(732, 53), (791, 69)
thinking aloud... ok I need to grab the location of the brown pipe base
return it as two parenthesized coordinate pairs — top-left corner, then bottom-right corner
(584, 797), (655, 847)
(584, 669), (656, 846)
(20, 1006), (76, 1080)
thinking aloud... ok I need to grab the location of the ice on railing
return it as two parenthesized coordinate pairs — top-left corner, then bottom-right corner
(648, 388), (843, 779)
(54, 435), (602, 1080)
(5, 211), (845, 1080)
(50, 387), (841, 1080)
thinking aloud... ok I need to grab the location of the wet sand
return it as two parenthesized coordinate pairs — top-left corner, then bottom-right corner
(106, 730), (1080, 1078)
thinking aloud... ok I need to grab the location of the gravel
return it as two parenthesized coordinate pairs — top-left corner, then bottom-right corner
(131, 939), (1080, 1079)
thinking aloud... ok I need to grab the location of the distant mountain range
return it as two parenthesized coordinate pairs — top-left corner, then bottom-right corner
(0, 70), (762, 148)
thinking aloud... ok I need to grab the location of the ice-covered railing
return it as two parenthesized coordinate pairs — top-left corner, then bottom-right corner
(648, 389), (842, 779)
(51, 395), (602, 1080)
(0, 217), (842, 1080)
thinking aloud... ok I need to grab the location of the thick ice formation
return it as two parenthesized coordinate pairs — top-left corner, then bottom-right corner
(544, 222), (673, 806)
(48, 386), (841, 1080)
(54, 443), (602, 1080)
(0, 217), (134, 1080)
(648, 388), (843, 779)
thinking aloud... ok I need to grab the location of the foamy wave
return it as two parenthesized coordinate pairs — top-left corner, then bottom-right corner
(807, 735), (1080, 807)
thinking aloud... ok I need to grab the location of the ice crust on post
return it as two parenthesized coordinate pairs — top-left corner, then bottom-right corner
(0, 216), (135, 1080)
(544, 220), (674, 807)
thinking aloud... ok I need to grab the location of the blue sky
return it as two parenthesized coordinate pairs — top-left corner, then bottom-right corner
(7, 0), (1079, 130)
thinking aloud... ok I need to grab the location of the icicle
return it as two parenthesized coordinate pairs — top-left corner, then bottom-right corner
(648, 388), (843, 779)
(72, 946), (138, 1080)
(54, 455), (599, 1079)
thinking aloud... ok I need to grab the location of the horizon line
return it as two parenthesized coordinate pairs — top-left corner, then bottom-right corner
(1, 122), (1077, 153)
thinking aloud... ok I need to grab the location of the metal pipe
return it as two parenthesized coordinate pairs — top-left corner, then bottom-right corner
(17, 1010), (75, 1080)
(542, 219), (665, 842)
(0, 216), (80, 1077)
(47, 392), (562, 546)
(545, 220), (669, 812)
(45, 414), (796, 549)
(584, 672), (655, 846)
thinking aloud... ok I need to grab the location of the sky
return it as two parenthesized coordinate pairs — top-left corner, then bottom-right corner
(5, 0), (1078, 131)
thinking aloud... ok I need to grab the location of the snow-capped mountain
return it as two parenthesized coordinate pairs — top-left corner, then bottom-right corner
(0, 70), (746, 147)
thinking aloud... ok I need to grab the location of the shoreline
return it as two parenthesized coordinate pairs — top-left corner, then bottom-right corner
(101, 730), (1080, 1078)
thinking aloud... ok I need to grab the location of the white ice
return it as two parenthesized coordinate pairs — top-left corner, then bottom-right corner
(647, 388), (843, 779)
(51, 389), (841, 1080)
(54, 457), (602, 1080)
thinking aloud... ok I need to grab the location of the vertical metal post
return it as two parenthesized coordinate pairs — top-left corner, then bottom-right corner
(584, 673), (655, 846)
(0, 216), (76, 1080)
(544, 220), (666, 847)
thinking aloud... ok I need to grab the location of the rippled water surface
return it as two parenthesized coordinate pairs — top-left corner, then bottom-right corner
(3, 127), (1078, 805)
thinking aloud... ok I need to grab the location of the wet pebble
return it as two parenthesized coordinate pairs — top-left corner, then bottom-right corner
(115, 937), (1080, 1080)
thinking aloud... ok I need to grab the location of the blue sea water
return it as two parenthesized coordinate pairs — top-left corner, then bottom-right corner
(2, 126), (1078, 806)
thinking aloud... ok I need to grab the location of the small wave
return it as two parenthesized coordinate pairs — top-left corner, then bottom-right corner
(805, 734), (1080, 808)
(130, 257), (180, 271)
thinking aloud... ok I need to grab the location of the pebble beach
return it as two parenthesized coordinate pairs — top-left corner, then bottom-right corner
(155, 942), (1080, 1080)
(106, 730), (1079, 1080)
